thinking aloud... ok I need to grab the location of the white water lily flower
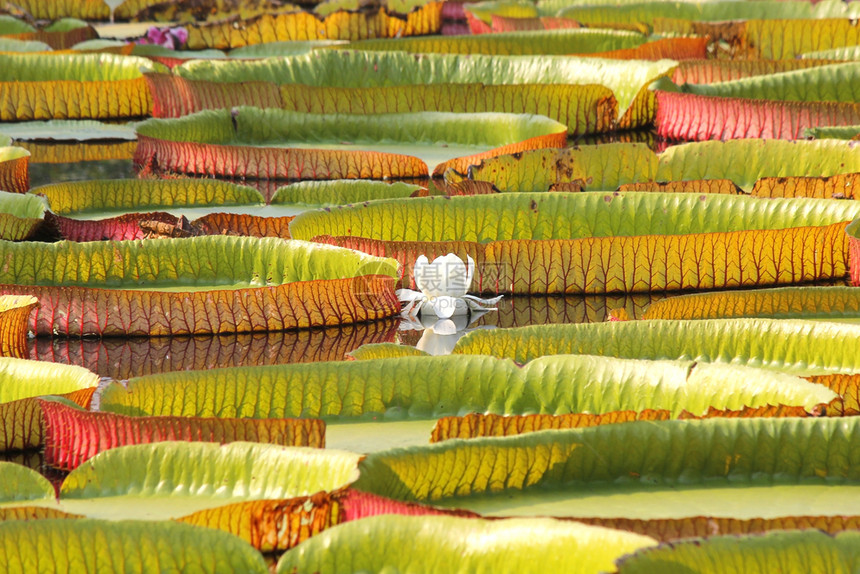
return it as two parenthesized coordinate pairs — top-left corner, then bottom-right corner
(396, 253), (502, 319)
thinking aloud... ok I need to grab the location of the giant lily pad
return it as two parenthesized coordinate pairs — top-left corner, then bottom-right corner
(0, 191), (47, 240)
(146, 71), (618, 137)
(184, 2), (444, 49)
(0, 146), (29, 194)
(672, 58), (836, 85)
(41, 398), (325, 470)
(615, 530), (860, 574)
(346, 28), (647, 55)
(0, 295), (38, 359)
(0, 358), (99, 451)
(0, 236), (399, 335)
(354, 417), (860, 520)
(276, 515), (656, 574)
(0, 53), (166, 120)
(271, 180), (423, 207)
(98, 355), (835, 439)
(461, 139), (860, 193)
(0, 518), (269, 573)
(550, 0), (860, 27)
(134, 107), (567, 180)
(32, 178), (263, 216)
(640, 286), (860, 321)
(293, 192), (857, 293)
(451, 318), (860, 374)
(655, 91), (860, 141)
(173, 51), (677, 129)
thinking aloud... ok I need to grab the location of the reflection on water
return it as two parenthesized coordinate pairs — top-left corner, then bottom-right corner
(397, 293), (665, 347)
(29, 320), (398, 379)
(29, 159), (136, 188)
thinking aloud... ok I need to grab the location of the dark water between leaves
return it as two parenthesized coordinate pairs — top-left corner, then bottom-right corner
(26, 294), (664, 379)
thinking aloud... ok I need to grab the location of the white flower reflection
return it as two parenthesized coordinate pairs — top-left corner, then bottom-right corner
(400, 311), (493, 356)
(396, 254), (502, 319)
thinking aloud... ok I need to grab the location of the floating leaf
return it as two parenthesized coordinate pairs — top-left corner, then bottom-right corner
(481, 15), (581, 33)
(193, 213), (293, 239)
(32, 178), (263, 216)
(0, 190), (46, 240)
(803, 45), (860, 60)
(578, 36), (708, 61)
(41, 399), (325, 471)
(808, 373), (860, 415)
(618, 179), (742, 194)
(317, 220), (849, 294)
(135, 107), (566, 180)
(51, 211), (181, 242)
(0, 16), (36, 35)
(673, 58), (836, 85)
(174, 51), (676, 126)
(282, 82), (617, 137)
(354, 418), (860, 516)
(272, 180), (422, 206)
(0, 295), (37, 358)
(0, 37), (52, 52)
(0, 507), (82, 522)
(682, 62), (860, 103)
(452, 318), (860, 374)
(0, 358), (98, 451)
(751, 172), (860, 198)
(0, 461), (54, 503)
(0, 518), (269, 573)
(7, 26), (97, 51)
(0, 146), (29, 194)
(98, 354), (835, 420)
(144, 73), (283, 118)
(655, 91), (860, 141)
(178, 493), (342, 553)
(805, 125), (860, 139)
(745, 19), (860, 60)
(449, 143), (658, 192)
(615, 530), (860, 574)
(430, 405), (812, 442)
(655, 139), (860, 191)
(60, 442), (362, 507)
(146, 72), (617, 136)
(0, 236), (399, 335)
(0, 53), (164, 120)
(185, 3), (444, 49)
(641, 286), (860, 321)
(553, 1), (860, 28)
(0, 119), (137, 142)
(291, 192), (860, 241)
(347, 28), (646, 55)
(276, 515), (656, 574)
(432, 410), (670, 442)
(576, 515), (860, 543)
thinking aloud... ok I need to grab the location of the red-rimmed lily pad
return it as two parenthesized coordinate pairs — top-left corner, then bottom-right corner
(133, 107), (567, 180)
(0, 358), (99, 452)
(40, 398), (326, 470)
